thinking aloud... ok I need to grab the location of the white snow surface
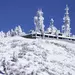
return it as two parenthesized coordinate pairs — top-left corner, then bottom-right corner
(0, 36), (75, 75)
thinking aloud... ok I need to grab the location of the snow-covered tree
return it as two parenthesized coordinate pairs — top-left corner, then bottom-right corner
(62, 5), (71, 37)
(47, 18), (57, 34)
(17, 25), (22, 33)
(34, 9), (45, 34)
(6, 25), (25, 37)
(6, 30), (11, 37)
(14, 26), (18, 35)
(0, 31), (5, 38)
(14, 25), (23, 36)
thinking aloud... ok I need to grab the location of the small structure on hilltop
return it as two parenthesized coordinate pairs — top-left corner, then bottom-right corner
(23, 5), (75, 41)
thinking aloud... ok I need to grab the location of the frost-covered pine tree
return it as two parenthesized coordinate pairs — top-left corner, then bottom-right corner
(62, 5), (71, 37)
(50, 18), (54, 33)
(18, 25), (22, 33)
(47, 18), (58, 35)
(0, 31), (5, 38)
(6, 25), (24, 37)
(14, 25), (23, 36)
(34, 9), (45, 35)
(17, 25), (23, 35)
(14, 26), (18, 35)
(6, 31), (11, 37)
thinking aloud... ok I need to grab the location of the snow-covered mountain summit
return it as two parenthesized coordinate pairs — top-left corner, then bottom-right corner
(0, 36), (75, 75)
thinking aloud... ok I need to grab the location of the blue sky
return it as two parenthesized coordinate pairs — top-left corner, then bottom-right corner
(0, 0), (75, 34)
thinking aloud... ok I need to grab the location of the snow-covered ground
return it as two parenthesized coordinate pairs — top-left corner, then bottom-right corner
(0, 36), (75, 75)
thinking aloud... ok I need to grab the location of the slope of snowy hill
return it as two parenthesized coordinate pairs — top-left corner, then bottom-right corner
(0, 36), (75, 75)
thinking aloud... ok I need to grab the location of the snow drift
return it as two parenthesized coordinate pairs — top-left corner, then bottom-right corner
(0, 36), (75, 75)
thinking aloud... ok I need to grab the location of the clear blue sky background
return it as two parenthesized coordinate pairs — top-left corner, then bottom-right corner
(0, 0), (75, 34)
